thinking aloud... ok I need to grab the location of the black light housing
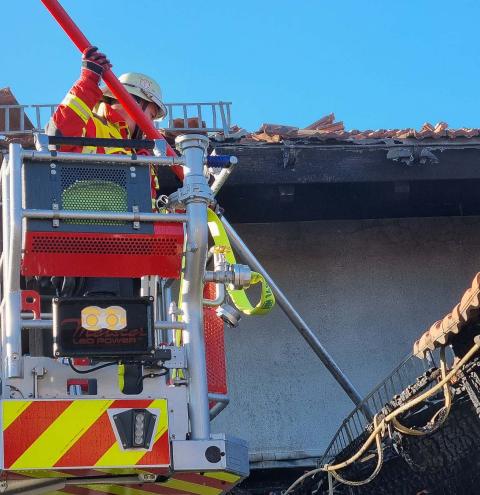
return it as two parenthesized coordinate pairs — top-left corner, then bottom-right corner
(52, 297), (155, 359)
(113, 408), (156, 449)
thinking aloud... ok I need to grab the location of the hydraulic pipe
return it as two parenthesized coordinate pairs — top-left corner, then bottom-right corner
(176, 134), (211, 440)
(220, 215), (372, 419)
(39, 0), (183, 179)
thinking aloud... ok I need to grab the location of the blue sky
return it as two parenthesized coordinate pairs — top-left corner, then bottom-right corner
(3, 0), (480, 132)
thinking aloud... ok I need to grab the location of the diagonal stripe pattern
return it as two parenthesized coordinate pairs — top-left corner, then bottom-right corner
(11, 400), (114, 469)
(3, 400), (169, 470)
(5, 470), (242, 495)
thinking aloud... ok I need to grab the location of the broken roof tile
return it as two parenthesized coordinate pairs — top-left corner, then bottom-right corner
(246, 114), (480, 144)
(304, 113), (337, 130)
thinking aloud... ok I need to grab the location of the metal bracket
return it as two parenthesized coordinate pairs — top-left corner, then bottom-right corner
(386, 146), (439, 166)
(168, 182), (214, 208)
(132, 205), (140, 229)
(52, 203), (59, 228)
(138, 473), (157, 483)
(161, 346), (187, 369)
(21, 290), (41, 319)
(33, 132), (50, 152)
(172, 435), (249, 476)
(282, 144), (298, 169)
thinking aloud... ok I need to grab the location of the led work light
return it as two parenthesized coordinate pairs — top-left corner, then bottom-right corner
(81, 305), (127, 331)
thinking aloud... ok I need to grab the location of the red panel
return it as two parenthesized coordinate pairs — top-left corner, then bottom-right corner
(21, 223), (184, 278)
(203, 283), (228, 396)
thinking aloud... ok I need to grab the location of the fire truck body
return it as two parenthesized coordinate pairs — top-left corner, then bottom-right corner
(0, 134), (249, 494)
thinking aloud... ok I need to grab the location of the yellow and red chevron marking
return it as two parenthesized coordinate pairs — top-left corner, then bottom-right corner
(6, 470), (243, 495)
(2, 399), (169, 470)
(48, 471), (242, 495)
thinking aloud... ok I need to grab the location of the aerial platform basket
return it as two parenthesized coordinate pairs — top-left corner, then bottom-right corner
(0, 133), (248, 495)
(20, 137), (184, 279)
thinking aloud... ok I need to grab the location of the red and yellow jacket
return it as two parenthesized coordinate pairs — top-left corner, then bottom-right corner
(47, 69), (160, 200)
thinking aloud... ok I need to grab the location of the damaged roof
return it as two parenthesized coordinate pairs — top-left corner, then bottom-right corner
(237, 113), (480, 144)
(414, 273), (480, 358)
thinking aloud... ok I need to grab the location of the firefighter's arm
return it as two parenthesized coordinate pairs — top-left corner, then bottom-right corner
(46, 47), (111, 138)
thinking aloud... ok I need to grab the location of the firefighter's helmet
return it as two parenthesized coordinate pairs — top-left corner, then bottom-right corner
(102, 72), (167, 120)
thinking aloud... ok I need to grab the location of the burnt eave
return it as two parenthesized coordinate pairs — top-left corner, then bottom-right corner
(212, 140), (480, 184)
(209, 140), (480, 223)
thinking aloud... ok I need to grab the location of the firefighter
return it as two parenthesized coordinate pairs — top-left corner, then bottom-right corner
(47, 46), (166, 151)
(47, 45), (165, 210)
(46, 46), (166, 297)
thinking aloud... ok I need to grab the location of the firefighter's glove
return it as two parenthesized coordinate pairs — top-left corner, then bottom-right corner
(81, 46), (112, 82)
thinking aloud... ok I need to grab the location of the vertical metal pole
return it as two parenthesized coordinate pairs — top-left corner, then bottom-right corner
(175, 134), (211, 440)
(2, 158), (11, 296)
(5, 144), (23, 378)
(162, 280), (174, 344)
(1, 159), (11, 379)
(5, 107), (9, 134)
(220, 215), (371, 418)
(35, 106), (41, 131)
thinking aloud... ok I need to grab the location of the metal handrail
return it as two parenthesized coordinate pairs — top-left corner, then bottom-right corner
(0, 101), (233, 137)
(319, 348), (441, 466)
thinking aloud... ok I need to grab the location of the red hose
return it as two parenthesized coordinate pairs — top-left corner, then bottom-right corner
(40, 0), (183, 178)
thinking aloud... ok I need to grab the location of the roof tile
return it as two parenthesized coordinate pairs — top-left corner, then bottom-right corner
(414, 273), (480, 358)
(246, 114), (480, 143)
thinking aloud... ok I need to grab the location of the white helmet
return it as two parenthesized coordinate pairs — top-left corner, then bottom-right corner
(102, 72), (167, 120)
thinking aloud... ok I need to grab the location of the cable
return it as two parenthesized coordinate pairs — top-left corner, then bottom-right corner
(284, 416), (385, 493)
(283, 339), (480, 494)
(136, 367), (169, 388)
(330, 415), (384, 486)
(329, 341), (478, 471)
(391, 347), (452, 436)
(7, 384), (24, 398)
(68, 358), (117, 374)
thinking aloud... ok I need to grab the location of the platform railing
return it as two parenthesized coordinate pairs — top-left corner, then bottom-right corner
(0, 101), (233, 137)
(319, 348), (443, 465)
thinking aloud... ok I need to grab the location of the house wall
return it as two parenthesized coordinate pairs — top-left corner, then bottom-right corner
(211, 215), (480, 464)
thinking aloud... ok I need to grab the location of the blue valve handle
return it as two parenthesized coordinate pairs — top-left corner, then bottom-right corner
(206, 155), (237, 168)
